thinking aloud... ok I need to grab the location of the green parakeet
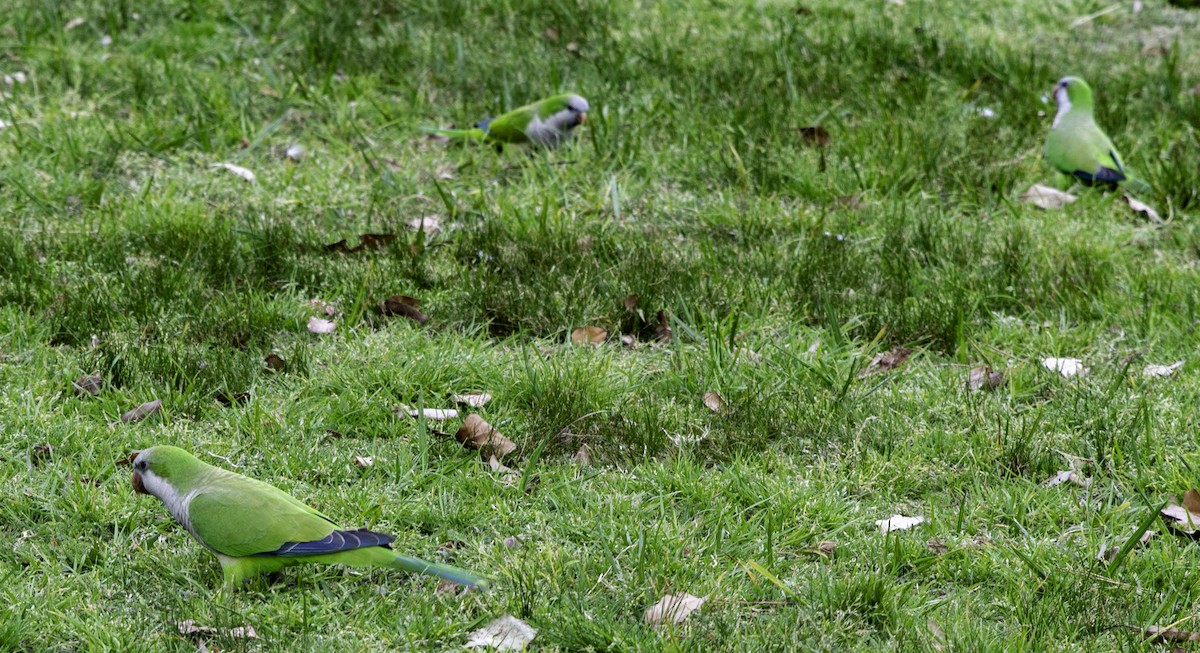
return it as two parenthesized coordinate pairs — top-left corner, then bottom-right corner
(428, 93), (589, 148)
(1044, 76), (1150, 192)
(131, 446), (489, 588)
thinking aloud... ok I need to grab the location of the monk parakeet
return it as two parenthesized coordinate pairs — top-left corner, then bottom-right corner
(131, 446), (489, 588)
(428, 93), (589, 148)
(1044, 76), (1150, 192)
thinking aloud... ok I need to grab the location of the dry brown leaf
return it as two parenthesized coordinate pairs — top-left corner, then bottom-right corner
(655, 310), (673, 342)
(456, 414), (516, 459)
(861, 347), (913, 377)
(452, 393), (492, 408)
(380, 294), (428, 324)
(1021, 184), (1076, 210)
(798, 125), (830, 147)
(1125, 625), (1200, 643)
(875, 514), (924, 534)
(644, 593), (707, 626)
(177, 620), (257, 639)
(326, 233), (396, 254)
(121, 399), (161, 423)
(573, 444), (592, 466)
(264, 352), (285, 372)
(1161, 490), (1200, 537)
(571, 326), (607, 345)
(31, 443), (53, 467)
(928, 620), (948, 652)
(353, 455), (374, 469)
(307, 316), (336, 334)
(623, 294), (640, 312)
(817, 540), (837, 555)
(72, 373), (102, 397)
(210, 163), (255, 182)
(465, 615), (537, 651)
(1124, 194), (1162, 223)
(702, 391), (727, 413)
(967, 366), (1005, 392)
(214, 390), (250, 406)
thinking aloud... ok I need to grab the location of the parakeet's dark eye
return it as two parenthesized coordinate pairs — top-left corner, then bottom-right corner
(136, 460), (148, 471)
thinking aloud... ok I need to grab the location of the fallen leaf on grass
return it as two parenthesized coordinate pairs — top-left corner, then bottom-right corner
(797, 125), (830, 148)
(452, 393), (492, 408)
(210, 163), (256, 183)
(325, 233), (396, 254)
(177, 620), (257, 639)
(503, 535), (524, 548)
(214, 390), (250, 406)
(655, 310), (673, 342)
(405, 215), (442, 235)
(875, 514), (925, 534)
(1124, 195), (1162, 223)
(1044, 470), (1092, 488)
(736, 347), (763, 364)
(31, 444), (53, 467)
(307, 317), (336, 334)
(72, 373), (103, 397)
(1144, 361), (1184, 378)
(465, 615), (537, 651)
(644, 593), (707, 625)
(1043, 357), (1087, 378)
(264, 352), (285, 372)
(121, 399), (161, 423)
(861, 347), (912, 377)
(926, 538), (948, 555)
(928, 620), (949, 652)
(1161, 489), (1200, 537)
(64, 17), (86, 30)
(571, 326), (607, 345)
(380, 295), (428, 324)
(1123, 624), (1200, 643)
(817, 540), (837, 555)
(623, 294), (640, 312)
(1021, 184), (1076, 210)
(396, 405), (459, 421)
(967, 366), (1005, 391)
(573, 444), (592, 466)
(456, 414), (516, 458)
(702, 391), (727, 413)
(353, 455), (374, 469)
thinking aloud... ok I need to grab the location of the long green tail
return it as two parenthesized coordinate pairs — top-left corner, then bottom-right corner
(388, 553), (492, 589)
(1122, 176), (1153, 195)
(423, 126), (488, 142)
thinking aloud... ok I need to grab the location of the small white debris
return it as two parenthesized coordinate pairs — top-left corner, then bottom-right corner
(875, 514), (925, 534)
(644, 593), (707, 625)
(1021, 184), (1077, 210)
(306, 317), (336, 334)
(284, 144), (304, 160)
(211, 162), (256, 182)
(1143, 361), (1184, 378)
(465, 616), (537, 651)
(1042, 357), (1087, 378)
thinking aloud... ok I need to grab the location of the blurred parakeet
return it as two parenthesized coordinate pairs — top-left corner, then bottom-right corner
(429, 93), (589, 148)
(131, 446), (489, 588)
(1044, 76), (1149, 192)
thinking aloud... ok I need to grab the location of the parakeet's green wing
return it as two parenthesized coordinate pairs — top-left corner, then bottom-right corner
(1047, 123), (1126, 183)
(187, 476), (339, 557)
(480, 107), (534, 143)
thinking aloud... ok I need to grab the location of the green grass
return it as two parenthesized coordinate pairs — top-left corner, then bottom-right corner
(3, 0), (1200, 650)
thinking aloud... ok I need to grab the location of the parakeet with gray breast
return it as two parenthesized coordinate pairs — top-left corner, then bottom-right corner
(1044, 76), (1150, 193)
(130, 445), (489, 588)
(428, 93), (589, 149)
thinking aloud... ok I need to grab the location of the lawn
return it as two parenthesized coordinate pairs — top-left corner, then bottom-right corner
(3, 0), (1200, 650)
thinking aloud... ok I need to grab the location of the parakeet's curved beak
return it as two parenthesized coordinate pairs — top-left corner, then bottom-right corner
(578, 112), (587, 126)
(132, 470), (147, 494)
